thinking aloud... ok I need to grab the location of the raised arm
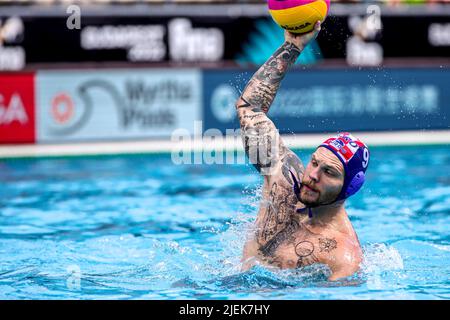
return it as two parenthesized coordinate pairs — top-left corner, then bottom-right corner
(238, 41), (301, 115)
(237, 24), (322, 249)
(236, 23), (321, 177)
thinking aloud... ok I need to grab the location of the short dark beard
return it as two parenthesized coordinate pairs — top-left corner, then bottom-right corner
(299, 191), (321, 208)
(300, 188), (344, 208)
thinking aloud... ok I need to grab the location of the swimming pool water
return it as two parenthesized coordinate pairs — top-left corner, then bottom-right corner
(0, 145), (449, 299)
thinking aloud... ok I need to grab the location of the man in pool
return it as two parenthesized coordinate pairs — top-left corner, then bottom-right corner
(237, 22), (370, 281)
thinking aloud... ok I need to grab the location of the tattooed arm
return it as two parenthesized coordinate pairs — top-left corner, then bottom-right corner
(237, 41), (301, 116)
(237, 24), (322, 251)
(236, 23), (321, 176)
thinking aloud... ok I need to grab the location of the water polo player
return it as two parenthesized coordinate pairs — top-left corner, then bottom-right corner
(237, 22), (370, 281)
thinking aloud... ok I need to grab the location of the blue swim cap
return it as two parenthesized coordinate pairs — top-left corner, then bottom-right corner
(319, 132), (370, 201)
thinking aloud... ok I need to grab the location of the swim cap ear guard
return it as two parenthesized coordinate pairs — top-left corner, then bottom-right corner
(319, 132), (370, 202)
(345, 171), (365, 198)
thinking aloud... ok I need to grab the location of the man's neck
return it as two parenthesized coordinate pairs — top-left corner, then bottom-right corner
(307, 201), (347, 230)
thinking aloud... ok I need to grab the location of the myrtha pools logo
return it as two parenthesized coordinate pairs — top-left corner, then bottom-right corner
(47, 78), (193, 136)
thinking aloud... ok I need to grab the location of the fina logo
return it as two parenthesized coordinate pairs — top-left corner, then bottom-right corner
(211, 84), (239, 123)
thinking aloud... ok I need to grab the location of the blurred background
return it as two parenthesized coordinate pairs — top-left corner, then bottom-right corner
(0, 0), (449, 147)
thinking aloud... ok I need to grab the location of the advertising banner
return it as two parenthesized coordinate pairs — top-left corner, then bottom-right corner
(203, 68), (450, 134)
(1, 13), (449, 69)
(36, 69), (202, 142)
(0, 73), (35, 143)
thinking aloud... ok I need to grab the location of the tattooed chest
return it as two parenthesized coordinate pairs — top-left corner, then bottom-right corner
(256, 182), (300, 243)
(258, 221), (338, 269)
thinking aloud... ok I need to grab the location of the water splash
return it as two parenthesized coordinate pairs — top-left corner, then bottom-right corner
(360, 243), (404, 291)
(362, 243), (404, 273)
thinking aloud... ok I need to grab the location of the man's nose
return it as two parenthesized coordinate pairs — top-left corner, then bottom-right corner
(309, 167), (320, 182)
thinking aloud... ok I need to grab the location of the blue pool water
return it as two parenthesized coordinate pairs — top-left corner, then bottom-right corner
(0, 145), (449, 300)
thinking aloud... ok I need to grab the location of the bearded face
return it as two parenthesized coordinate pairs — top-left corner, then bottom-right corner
(299, 147), (345, 207)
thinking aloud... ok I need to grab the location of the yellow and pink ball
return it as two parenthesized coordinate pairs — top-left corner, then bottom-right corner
(268, 0), (331, 34)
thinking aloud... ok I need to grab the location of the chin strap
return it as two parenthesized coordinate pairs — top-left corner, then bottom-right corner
(296, 207), (314, 218)
(290, 170), (301, 200)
